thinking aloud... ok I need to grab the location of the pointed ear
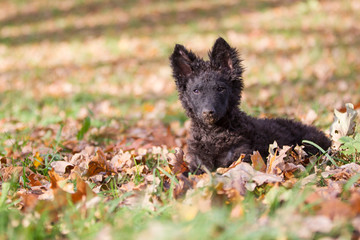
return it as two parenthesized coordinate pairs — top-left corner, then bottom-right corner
(170, 44), (197, 78)
(209, 37), (240, 71)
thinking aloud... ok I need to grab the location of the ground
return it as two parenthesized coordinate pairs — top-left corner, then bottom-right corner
(1, 0), (360, 239)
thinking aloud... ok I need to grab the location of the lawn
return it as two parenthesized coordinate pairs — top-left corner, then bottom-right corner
(1, 0), (360, 239)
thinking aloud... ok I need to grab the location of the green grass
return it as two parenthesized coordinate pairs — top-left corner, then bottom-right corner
(0, 177), (354, 239)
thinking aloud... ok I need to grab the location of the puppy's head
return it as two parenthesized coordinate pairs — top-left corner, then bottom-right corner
(170, 37), (244, 126)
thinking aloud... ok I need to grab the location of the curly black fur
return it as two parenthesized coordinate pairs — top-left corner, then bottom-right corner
(170, 37), (331, 174)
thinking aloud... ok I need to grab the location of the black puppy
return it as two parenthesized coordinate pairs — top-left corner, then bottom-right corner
(170, 37), (331, 173)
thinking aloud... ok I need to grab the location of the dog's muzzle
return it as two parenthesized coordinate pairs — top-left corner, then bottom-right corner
(202, 110), (217, 124)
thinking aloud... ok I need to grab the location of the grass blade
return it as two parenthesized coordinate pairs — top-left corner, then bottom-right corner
(302, 140), (338, 167)
(77, 116), (91, 140)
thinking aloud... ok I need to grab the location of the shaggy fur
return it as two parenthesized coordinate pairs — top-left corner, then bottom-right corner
(170, 37), (331, 174)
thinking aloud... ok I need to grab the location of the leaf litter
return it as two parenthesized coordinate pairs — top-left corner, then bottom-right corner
(1, 92), (360, 237)
(4, 107), (359, 237)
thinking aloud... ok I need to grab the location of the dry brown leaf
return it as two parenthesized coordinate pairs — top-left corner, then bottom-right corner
(48, 169), (66, 189)
(71, 173), (95, 203)
(353, 217), (360, 235)
(220, 162), (283, 194)
(167, 148), (188, 175)
(267, 146), (291, 175)
(0, 166), (33, 182)
(293, 145), (308, 165)
(181, 188), (213, 215)
(92, 148), (107, 165)
(51, 161), (74, 175)
(305, 191), (323, 208)
(321, 163), (360, 181)
(350, 192), (360, 215)
(27, 173), (42, 187)
(230, 204), (244, 219)
(89, 174), (103, 184)
(110, 151), (134, 170)
(318, 199), (354, 220)
(251, 151), (266, 172)
(87, 161), (106, 177)
(302, 216), (333, 235)
(0, 157), (7, 165)
(87, 148), (114, 177)
(266, 149), (278, 174)
(36, 188), (71, 222)
(18, 192), (39, 212)
(125, 165), (146, 176)
(121, 138), (145, 152)
(282, 163), (306, 180)
(173, 173), (193, 199)
(301, 109), (318, 125)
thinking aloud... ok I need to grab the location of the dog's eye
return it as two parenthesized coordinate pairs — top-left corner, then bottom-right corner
(217, 87), (225, 92)
(193, 89), (200, 94)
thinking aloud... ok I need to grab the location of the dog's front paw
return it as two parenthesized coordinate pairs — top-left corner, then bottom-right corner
(186, 153), (203, 174)
(186, 153), (212, 174)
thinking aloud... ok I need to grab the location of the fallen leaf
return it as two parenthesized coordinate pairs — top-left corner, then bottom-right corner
(251, 151), (266, 172)
(330, 103), (358, 149)
(86, 148), (114, 177)
(51, 161), (74, 175)
(353, 217), (360, 233)
(71, 173), (95, 203)
(48, 169), (66, 189)
(28, 173), (42, 187)
(18, 192), (39, 212)
(87, 161), (106, 177)
(318, 199), (354, 219)
(267, 146), (292, 175)
(266, 149), (278, 174)
(121, 138), (145, 152)
(350, 192), (360, 215)
(173, 174), (192, 199)
(110, 151), (134, 170)
(302, 216), (333, 235)
(220, 162), (283, 194)
(33, 152), (44, 168)
(167, 148), (188, 174)
(301, 109), (318, 125)
(321, 162), (360, 181)
(229, 203), (244, 219)
(0, 166), (33, 182)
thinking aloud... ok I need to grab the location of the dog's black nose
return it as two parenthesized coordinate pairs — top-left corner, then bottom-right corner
(202, 109), (214, 117)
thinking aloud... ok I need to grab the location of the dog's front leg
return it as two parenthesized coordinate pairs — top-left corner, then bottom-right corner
(186, 152), (214, 174)
(233, 143), (255, 164)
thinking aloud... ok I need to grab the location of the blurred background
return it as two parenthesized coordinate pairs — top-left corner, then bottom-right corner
(1, 0), (359, 136)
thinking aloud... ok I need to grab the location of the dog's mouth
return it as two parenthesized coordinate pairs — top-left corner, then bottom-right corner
(203, 116), (217, 125)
